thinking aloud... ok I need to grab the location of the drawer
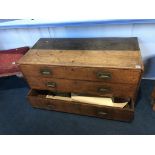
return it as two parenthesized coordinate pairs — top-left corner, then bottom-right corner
(27, 89), (134, 122)
(26, 77), (137, 98)
(20, 64), (141, 84)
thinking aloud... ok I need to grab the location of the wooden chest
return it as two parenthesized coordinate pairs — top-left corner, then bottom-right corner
(18, 38), (144, 121)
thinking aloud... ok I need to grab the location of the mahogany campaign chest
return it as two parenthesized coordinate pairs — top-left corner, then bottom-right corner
(18, 38), (144, 121)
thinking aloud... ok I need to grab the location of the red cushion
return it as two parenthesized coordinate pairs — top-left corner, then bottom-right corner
(0, 47), (29, 77)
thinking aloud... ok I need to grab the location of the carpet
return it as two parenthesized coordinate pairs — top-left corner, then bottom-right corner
(0, 76), (155, 135)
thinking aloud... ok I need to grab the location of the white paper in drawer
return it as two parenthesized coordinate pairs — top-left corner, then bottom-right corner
(71, 93), (128, 108)
(46, 93), (128, 108)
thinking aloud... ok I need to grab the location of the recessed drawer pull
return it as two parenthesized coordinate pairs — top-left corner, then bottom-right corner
(98, 87), (111, 93)
(98, 111), (108, 115)
(40, 68), (52, 75)
(47, 104), (55, 109)
(46, 82), (56, 88)
(97, 72), (111, 79)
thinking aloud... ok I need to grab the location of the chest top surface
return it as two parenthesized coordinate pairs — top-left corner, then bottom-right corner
(18, 37), (143, 70)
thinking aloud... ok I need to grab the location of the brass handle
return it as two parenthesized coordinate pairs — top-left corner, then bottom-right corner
(98, 87), (111, 93)
(40, 68), (52, 75)
(98, 111), (107, 115)
(47, 104), (55, 109)
(46, 82), (56, 88)
(97, 72), (111, 79)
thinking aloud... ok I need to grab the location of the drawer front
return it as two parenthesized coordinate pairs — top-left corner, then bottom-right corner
(20, 64), (141, 84)
(26, 77), (137, 98)
(28, 90), (134, 122)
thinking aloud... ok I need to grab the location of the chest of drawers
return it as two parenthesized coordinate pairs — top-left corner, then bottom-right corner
(18, 38), (144, 121)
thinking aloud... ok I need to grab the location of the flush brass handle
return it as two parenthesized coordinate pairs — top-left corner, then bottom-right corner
(97, 72), (111, 79)
(98, 111), (108, 115)
(46, 82), (56, 88)
(98, 87), (111, 93)
(47, 104), (55, 109)
(40, 68), (52, 75)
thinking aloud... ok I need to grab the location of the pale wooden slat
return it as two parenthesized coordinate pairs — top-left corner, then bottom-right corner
(18, 49), (143, 69)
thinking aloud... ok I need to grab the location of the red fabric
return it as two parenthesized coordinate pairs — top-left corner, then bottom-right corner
(0, 47), (29, 77)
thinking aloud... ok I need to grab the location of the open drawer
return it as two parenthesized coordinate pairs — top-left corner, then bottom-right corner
(27, 89), (134, 121)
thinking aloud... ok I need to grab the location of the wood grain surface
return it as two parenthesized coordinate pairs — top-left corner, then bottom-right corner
(25, 77), (137, 98)
(32, 38), (140, 50)
(28, 89), (134, 121)
(18, 49), (143, 69)
(19, 64), (141, 84)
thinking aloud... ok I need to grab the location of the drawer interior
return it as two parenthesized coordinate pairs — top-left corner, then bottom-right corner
(28, 89), (134, 110)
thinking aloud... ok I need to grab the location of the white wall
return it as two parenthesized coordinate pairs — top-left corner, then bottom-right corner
(0, 23), (154, 78)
